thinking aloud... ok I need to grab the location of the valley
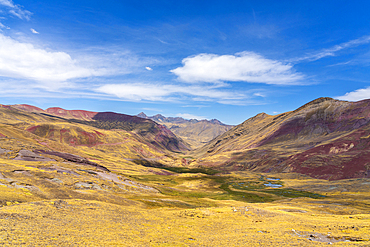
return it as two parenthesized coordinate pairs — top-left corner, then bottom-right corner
(0, 99), (369, 246)
(137, 112), (233, 149)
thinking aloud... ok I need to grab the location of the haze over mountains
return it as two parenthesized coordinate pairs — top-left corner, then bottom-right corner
(137, 112), (233, 149)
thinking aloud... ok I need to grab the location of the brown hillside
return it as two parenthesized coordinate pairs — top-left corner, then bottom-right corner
(9, 105), (189, 153)
(0, 104), (185, 168)
(192, 97), (370, 180)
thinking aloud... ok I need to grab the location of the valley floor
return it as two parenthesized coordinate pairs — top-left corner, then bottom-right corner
(0, 158), (369, 246)
(0, 198), (369, 246)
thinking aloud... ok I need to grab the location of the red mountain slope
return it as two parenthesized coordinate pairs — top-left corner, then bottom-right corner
(9, 104), (189, 153)
(46, 107), (98, 121)
(193, 97), (370, 180)
(12, 104), (45, 113)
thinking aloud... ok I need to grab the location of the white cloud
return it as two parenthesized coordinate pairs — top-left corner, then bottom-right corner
(96, 83), (172, 101)
(30, 28), (38, 34)
(336, 87), (370, 101)
(145, 66), (152, 71)
(0, 21), (6, 28)
(176, 113), (206, 120)
(0, 33), (99, 89)
(293, 35), (370, 62)
(0, 78), (110, 99)
(171, 52), (304, 85)
(0, 0), (31, 20)
(75, 47), (154, 76)
(95, 83), (246, 104)
(253, 92), (265, 97)
(142, 107), (163, 112)
(0, 0), (14, 8)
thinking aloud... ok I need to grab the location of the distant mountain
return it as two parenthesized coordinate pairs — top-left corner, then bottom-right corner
(12, 104), (45, 113)
(136, 113), (233, 149)
(46, 107), (98, 121)
(192, 97), (370, 180)
(11, 105), (189, 153)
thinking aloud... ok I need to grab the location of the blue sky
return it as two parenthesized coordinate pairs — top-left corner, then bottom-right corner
(1, 0), (370, 125)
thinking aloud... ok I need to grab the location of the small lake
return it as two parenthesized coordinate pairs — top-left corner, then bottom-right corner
(264, 182), (282, 188)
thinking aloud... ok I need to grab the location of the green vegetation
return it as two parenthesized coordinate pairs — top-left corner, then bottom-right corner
(132, 159), (220, 175)
(231, 182), (325, 199)
(161, 166), (220, 175)
(231, 177), (325, 199)
(130, 174), (325, 205)
(264, 188), (325, 198)
(180, 156), (194, 159)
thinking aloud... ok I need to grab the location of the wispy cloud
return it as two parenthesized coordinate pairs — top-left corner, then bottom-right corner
(292, 35), (370, 62)
(253, 92), (265, 97)
(336, 87), (370, 101)
(95, 83), (247, 105)
(0, 0), (31, 20)
(142, 108), (163, 113)
(176, 113), (206, 120)
(326, 60), (353, 67)
(145, 66), (153, 71)
(0, 0), (14, 8)
(239, 22), (281, 39)
(0, 21), (7, 29)
(171, 52), (305, 85)
(30, 28), (38, 34)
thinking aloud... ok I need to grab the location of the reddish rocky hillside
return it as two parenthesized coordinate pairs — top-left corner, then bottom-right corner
(13, 105), (98, 121)
(46, 107), (98, 121)
(10, 104), (189, 153)
(193, 97), (370, 180)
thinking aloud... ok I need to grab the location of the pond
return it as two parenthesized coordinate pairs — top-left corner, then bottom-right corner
(264, 182), (282, 188)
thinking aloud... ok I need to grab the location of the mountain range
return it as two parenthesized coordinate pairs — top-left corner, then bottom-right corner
(4, 97), (370, 180)
(136, 112), (233, 149)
